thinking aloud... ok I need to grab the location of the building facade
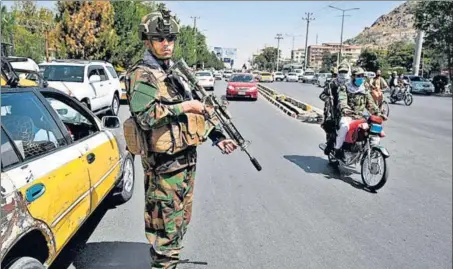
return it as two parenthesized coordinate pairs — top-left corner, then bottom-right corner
(291, 48), (305, 64)
(308, 43), (362, 69)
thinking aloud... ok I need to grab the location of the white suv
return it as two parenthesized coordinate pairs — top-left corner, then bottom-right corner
(40, 60), (121, 116)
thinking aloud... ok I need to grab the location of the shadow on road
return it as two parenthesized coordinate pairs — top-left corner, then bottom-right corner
(283, 155), (376, 193)
(49, 198), (117, 269)
(220, 94), (256, 102)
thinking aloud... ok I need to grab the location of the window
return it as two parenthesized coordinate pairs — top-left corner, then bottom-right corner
(46, 97), (99, 142)
(105, 65), (118, 79)
(97, 67), (109, 81)
(229, 75), (253, 82)
(43, 65), (85, 83)
(195, 72), (212, 77)
(88, 66), (98, 78)
(1, 92), (67, 161)
(1, 128), (21, 170)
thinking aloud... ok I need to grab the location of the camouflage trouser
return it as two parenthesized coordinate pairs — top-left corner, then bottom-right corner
(144, 162), (197, 269)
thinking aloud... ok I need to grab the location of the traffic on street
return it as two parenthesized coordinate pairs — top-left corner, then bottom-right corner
(1, 1), (452, 269)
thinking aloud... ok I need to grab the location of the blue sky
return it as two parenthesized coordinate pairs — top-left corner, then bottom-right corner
(3, 1), (405, 67)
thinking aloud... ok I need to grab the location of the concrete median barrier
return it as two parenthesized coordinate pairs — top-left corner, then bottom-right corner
(258, 84), (323, 123)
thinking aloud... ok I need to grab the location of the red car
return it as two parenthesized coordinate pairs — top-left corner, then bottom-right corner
(226, 73), (258, 101)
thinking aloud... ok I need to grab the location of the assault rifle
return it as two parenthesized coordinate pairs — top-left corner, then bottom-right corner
(168, 59), (262, 172)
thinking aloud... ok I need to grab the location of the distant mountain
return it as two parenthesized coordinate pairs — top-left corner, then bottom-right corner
(346, 1), (418, 49)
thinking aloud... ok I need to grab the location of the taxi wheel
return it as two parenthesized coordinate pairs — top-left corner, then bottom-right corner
(6, 257), (44, 269)
(116, 153), (135, 204)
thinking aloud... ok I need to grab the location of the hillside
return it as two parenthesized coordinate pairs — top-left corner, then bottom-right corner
(346, 1), (418, 49)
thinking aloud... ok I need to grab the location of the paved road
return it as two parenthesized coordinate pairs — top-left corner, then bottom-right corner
(53, 81), (451, 269)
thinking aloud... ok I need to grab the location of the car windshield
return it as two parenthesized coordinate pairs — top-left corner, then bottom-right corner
(275, 72), (282, 75)
(304, 72), (315, 76)
(229, 74), (254, 82)
(289, 73), (296, 76)
(326, 74), (332, 78)
(261, 72), (271, 76)
(43, 65), (85, 83)
(295, 70), (302, 73)
(195, 72), (211, 77)
(409, 76), (422, 81)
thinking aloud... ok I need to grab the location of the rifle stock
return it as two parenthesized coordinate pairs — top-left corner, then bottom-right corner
(169, 59), (262, 171)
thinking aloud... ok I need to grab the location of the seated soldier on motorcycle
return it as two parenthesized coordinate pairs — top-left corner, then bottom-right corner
(369, 69), (388, 107)
(388, 71), (405, 98)
(328, 67), (387, 159)
(320, 61), (351, 156)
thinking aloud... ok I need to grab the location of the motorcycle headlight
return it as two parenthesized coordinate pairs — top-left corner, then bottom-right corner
(370, 136), (381, 147)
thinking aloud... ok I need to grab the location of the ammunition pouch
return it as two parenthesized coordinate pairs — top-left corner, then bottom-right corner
(150, 113), (208, 155)
(123, 116), (148, 155)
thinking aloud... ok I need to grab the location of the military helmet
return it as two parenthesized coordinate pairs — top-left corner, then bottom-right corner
(139, 8), (180, 40)
(338, 61), (350, 72)
(351, 67), (365, 76)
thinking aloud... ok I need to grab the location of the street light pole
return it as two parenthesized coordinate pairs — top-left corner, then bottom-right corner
(328, 5), (359, 65)
(275, 33), (283, 71)
(286, 33), (302, 63)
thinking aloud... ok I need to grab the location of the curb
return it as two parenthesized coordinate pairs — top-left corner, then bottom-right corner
(259, 90), (297, 118)
(258, 84), (323, 123)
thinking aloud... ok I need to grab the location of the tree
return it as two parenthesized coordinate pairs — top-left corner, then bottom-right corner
(414, 1), (453, 82)
(387, 41), (414, 72)
(54, 0), (118, 60)
(357, 49), (381, 72)
(1, 5), (16, 46)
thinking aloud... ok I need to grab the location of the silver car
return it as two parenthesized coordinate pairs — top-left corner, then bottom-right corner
(403, 75), (435, 95)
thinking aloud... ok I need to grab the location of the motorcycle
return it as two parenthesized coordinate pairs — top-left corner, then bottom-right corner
(319, 113), (390, 191)
(390, 84), (413, 106)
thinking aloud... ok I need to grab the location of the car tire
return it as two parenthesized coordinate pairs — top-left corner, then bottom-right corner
(114, 153), (135, 204)
(109, 94), (120, 116)
(252, 97), (258, 101)
(5, 257), (44, 269)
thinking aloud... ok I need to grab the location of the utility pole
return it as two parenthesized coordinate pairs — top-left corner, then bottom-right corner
(285, 33), (302, 63)
(329, 5), (359, 65)
(302, 12), (315, 70)
(190, 16), (200, 66)
(316, 33), (318, 45)
(275, 33), (283, 71)
(413, 30), (424, 76)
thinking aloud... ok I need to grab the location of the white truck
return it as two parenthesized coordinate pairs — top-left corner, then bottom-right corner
(301, 68), (316, 83)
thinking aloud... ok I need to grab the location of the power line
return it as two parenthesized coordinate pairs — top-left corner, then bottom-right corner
(328, 5), (359, 65)
(302, 12), (315, 69)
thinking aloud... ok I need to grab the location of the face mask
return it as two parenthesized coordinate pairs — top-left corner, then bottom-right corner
(354, 77), (364, 87)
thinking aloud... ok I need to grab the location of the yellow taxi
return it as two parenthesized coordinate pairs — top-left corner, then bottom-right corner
(259, 71), (274, 83)
(1, 86), (135, 269)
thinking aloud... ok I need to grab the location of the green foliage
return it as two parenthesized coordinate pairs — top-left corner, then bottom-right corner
(3, 1), (226, 70)
(320, 51), (338, 72)
(414, 1), (453, 80)
(251, 47), (280, 71)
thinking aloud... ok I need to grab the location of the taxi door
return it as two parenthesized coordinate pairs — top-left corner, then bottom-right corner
(76, 129), (121, 209)
(0, 90), (92, 252)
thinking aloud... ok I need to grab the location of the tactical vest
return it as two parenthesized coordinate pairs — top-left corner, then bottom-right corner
(123, 64), (210, 156)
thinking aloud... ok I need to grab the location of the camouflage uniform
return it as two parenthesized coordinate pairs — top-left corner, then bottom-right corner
(334, 67), (381, 152)
(123, 9), (226, 269)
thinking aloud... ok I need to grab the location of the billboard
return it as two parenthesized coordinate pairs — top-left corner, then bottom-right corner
(211, 46), (237, 67)
(212, 47), (223, 59)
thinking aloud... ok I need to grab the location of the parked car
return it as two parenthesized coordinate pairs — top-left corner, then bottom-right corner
(310, 73), (320, 84)
(226, 73), (258, 101)
(258, 72), (273, 82)
(1, 86), (135, 269)
(273, 72), (285, 81)
(294, 69), (304, 81)
(195, 71), (215, 91)
(252, 71), (260, 81)
(402, 74), (435, 95)
(40, 59), (122, 116)
(286, 72), (299, 82)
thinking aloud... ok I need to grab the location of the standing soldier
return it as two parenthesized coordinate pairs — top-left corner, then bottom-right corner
(123, 8), (238, 268)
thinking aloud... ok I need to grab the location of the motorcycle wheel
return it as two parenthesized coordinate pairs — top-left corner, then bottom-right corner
(361, 148), (388, 191)
(404, 94), (413, 106)
(381, 101), (390, 117)
(328, 154), (339, 167)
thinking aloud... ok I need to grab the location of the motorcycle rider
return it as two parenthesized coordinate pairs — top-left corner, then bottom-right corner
(369, 69), (388, 107)
(320, 61), (351, 156)
(332, 67), (386, 159)
(388, 71), (405, 98)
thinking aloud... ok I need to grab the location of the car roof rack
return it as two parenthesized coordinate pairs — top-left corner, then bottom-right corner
(50, 59), (111, 65)
(4, 57), (30, 63)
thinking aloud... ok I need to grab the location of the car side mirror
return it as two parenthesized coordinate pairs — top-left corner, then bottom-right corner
(89, 75), (101, 83)
(102, 116), (121, 129)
